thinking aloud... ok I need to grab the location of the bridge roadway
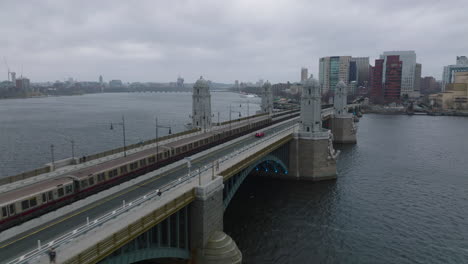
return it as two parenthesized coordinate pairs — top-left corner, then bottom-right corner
(0, 117), (298, 262)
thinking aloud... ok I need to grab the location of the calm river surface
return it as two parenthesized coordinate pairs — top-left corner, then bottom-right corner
(225, 114), (468, 264)
(0, 92), (260, 177)
(1, 94), (468, 263)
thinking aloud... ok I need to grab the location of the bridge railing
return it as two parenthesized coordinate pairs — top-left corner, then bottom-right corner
(7, 119), (299, 264)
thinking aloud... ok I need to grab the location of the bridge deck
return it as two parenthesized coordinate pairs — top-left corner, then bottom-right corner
(1, 116), (298, 263)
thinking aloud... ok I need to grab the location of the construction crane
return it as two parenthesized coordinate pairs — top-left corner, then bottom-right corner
(3, 56), (10, 81)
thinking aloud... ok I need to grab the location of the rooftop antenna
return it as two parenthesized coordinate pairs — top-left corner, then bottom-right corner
(3, 56), (10, 81)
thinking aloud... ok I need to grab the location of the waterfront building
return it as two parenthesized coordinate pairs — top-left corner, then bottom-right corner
(350, 57), (370, 87)
(429, 71), (468, 110)
(16, 77), (30, 91)
(420, 76), (441, 95)
(414, 63), (422, 93)
(381, 51), (419, 97)
(442, 56), (468, 92)
(109, 80), (123, 88)
(319, 56), (351, 94)
(383, 56), (403, 101)
(370, 59), (384, 103)
(301, 67), (308, 83)
(349, 61), (357, 82)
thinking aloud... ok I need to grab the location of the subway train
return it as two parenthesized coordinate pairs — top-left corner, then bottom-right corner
(0, 111), (298, 232)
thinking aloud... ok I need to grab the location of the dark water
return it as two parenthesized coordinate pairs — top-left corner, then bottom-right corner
(224, 114), (468, 264)
(0, 92), (260, 177)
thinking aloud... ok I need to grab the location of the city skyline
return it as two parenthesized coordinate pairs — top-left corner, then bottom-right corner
(1, 0), (467, 83)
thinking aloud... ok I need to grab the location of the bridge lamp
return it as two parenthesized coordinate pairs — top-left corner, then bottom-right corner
(110, 115), (127, 157)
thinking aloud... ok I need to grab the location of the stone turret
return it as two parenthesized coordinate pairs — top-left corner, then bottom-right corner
(334, 80), (349, 117)
(331, 80), (357, 143)
(289, 76), (339, 181)
(300, 77), (322, 133)
(192, 76), (212, 130)
(260, 81), (273, 116)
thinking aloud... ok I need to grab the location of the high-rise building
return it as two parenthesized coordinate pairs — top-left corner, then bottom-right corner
(234, 80), (239, 90)
(319, 56), (351, 94)
(383, 55), (403, 101)
(420, 76), (441, 94)
(99, 75), (103, 84)
(350, 57), (370, 87)
(370, 59), (384, 103)
(381, 51), (418, 96)
(371, 55), (405, 103)
(349, 61), (357, 82)
(442, 56), (468, 92)
(414, 63), (422, 92)
(301, 67), (308, 82)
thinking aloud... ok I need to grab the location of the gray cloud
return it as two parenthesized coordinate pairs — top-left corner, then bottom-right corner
(1, 0), (466, 83)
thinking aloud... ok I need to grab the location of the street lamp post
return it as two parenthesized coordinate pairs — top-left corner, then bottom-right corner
(110, 115), (127, 157)
(229, 104), (242, 133)
(155, 117), (172, 163)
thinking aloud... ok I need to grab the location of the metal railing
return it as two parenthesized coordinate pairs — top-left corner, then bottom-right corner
(7, 121), (298, 264)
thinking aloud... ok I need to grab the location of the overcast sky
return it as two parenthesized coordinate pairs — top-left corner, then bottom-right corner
(1, 0), (466, 83)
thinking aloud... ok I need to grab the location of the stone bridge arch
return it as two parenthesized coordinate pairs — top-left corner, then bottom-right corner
(223, 153), (289, 209)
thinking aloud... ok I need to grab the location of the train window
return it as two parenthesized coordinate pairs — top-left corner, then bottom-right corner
(66, 185), (73, 194)
(42, 193), (47, 202)
(9, 204), (15, 215)
(97, 173), (105, 182)
(140, 159), (146, 167)
(48, 191), (53, 201)
(30, 198), (37, 207)
(130, 162), (138, 170)
(148, 156), (155, 163)
(2, 207), (7, 217)
(58, 188), (65, 197)
(113, 169), (118, 177)
(22, 200), (30, 210)
(88, 177), (95, 186)
(176, 148), (180, 154)
(120, 165), (128, 174)
(81, 180), (88, 189)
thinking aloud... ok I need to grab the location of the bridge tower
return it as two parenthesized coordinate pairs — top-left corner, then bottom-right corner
(331, 81), (357, 143)
(192, 76), (212, 130)
(260, 81), (273, 116)
(289, 76), (339, 181)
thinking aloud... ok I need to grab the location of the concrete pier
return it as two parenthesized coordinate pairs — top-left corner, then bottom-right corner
(332, 117), (357, 144)
(289, 131), (338, 181)
(190, 176), (242, 263)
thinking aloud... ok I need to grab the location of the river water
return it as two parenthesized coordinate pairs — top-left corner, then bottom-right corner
(1, 94), (467, 263)
(224, 114), (468, 264)
(0, 92), (260, 177)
